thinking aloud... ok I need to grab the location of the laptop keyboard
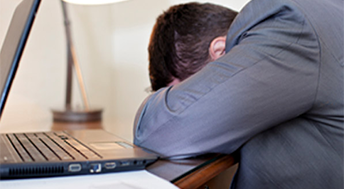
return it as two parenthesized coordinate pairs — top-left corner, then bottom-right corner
(5, 131), (102, 162)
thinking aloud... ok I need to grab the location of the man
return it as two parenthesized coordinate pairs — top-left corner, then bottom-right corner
(148, 3), (238, 91)
(134, 0), (344, 188)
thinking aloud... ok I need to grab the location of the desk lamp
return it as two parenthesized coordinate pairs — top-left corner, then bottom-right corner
(52, 0), (128, 122)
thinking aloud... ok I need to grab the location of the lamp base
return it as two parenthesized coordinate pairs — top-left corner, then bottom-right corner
(52, 107), (102, 122)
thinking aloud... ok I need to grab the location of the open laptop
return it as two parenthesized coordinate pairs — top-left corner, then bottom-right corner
(0, 0), (158, 179)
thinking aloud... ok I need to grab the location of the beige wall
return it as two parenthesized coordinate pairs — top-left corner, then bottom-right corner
(0, 0), (250, 141)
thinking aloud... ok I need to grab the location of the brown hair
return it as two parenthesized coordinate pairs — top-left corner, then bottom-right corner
(148, 2), (237, 91)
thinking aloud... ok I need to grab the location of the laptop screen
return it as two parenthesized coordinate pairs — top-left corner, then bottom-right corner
(0, 0), (41, 117)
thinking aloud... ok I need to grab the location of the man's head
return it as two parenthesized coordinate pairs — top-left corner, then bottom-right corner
(148, 2), (238, 91)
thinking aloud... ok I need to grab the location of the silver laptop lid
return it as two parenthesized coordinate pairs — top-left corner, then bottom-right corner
(0, 0), (41, 118)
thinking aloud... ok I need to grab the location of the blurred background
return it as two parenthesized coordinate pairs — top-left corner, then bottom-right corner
(0, 0), (250, 141)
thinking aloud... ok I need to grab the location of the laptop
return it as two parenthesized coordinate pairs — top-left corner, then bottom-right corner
(0, 0), (158, 179)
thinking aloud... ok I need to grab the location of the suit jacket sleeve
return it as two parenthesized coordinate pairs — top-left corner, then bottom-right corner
(133, 0), (320, 157)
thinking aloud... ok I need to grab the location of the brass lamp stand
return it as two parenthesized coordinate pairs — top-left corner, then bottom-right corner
(52, 1), (102, 122)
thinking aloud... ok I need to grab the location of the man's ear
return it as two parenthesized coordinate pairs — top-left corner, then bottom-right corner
(209, 36), (226, 60)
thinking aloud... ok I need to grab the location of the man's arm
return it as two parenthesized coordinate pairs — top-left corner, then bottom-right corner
(134, 0), (320, 157)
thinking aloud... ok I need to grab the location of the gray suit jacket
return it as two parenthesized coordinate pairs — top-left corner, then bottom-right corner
(134, 0), (343, 188)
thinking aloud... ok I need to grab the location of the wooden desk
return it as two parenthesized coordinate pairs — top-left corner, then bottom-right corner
(51, 121), (237, 189)
(51, 121), (103, 130)
(148, 154), (236, 189)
